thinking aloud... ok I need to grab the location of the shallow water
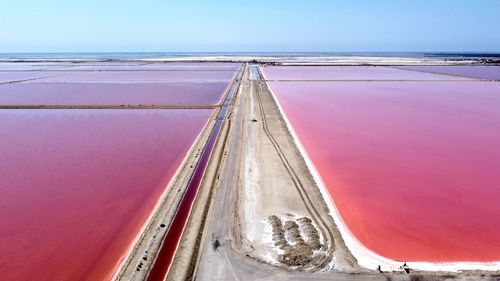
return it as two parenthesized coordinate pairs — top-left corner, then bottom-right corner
(397, 66), (500, 81)
(37, 70), (236, 82)
(0, 71), (72, 83)
(270, 79), (500, 262)
(0, 109), (211, 280)
(261, 66), (468, 81)
(0, 81), (229, 106)
(42, 63), (240, 71)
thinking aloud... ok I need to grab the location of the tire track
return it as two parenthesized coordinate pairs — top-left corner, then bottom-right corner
(252, 67), (335, 269)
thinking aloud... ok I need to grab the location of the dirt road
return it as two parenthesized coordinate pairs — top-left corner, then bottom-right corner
(188, 65), (500, 281)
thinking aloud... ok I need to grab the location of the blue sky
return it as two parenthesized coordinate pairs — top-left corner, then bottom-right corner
(1, 0), (499, 53)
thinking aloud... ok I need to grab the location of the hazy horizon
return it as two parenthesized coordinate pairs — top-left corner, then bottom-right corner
(1, 0), (500, 53)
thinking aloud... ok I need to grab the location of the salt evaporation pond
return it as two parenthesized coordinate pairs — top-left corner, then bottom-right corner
(0, 109), (211, 280)
(269, 79), (500, 262)
(0, 71), (72, 83)
(0, 81), (229, 106)
(396, 66), (500, 81)
(261, 66), (468, 81)
(48, 62), (241, 71)
(37, 70), (235, 82)
(0, 63), (59, 71)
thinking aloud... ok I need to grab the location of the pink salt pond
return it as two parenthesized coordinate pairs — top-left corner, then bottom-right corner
(397, 65), (500, 81)
(0, 109), (211, 281)
(0, 71), (72, 83)
(47, 62), (241, 71)
(261, 66), (468, 81)
(0, 81), (229, 106)
(269, 80), (500, 262)
(0, 63), (57, 71)
(36, 70), (236, 82)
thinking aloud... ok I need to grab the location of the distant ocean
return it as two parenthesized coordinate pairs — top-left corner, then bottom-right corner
(1, 52), (499, 61)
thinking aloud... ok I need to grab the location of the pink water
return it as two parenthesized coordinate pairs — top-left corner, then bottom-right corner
(0, 109), (211, 280)
(270, 80), (500, 262)
(397, 66), (500, 81)
(261, 66), (467, 81)
(48, 63), (240, 71)
(0, 82), (229, 106)
(37, 70), (235, 82)
(0, 71), (71, 83)
(0, 63), (57, 71)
